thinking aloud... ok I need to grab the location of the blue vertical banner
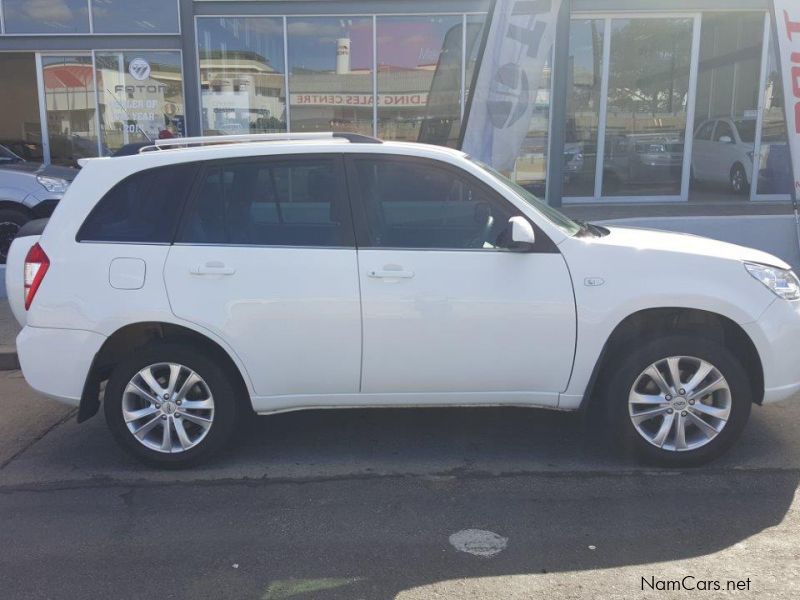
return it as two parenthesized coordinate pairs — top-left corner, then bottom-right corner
(461, 0), (562, 171)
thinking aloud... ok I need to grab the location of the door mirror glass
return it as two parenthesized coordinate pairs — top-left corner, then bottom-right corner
(509, 216), (536, 250)
(718, 135), (733, 144)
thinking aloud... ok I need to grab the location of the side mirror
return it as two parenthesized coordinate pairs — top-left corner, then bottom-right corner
(718, 135), (733, 144)
(509, 216), (536, 251)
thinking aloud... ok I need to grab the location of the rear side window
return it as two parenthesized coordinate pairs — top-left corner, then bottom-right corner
(177, 157), (352, 247)
(78, 163), (198, 243)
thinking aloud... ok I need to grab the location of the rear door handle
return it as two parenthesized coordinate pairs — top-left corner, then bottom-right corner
(191, 261), (236, 276)
(368, 267), (414, 279)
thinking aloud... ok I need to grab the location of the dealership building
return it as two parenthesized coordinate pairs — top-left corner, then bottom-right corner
(0, 0), (798, 264)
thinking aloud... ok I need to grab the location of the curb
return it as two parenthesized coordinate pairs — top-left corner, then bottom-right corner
(0, 346), (19, 371)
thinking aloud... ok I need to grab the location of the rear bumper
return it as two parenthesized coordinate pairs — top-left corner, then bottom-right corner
(743, 299), (800, 404)
(17, 326), (106, 406)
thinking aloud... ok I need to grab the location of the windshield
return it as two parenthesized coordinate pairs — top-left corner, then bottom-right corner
(467, 157), (582, 236)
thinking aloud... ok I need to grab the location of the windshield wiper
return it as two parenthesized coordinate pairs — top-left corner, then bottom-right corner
(573, 219), (607, 238)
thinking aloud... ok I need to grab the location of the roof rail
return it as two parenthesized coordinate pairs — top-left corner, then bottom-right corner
(138, 131), (382, 153)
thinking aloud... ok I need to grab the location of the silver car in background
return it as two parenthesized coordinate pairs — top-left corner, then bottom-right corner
(0, 144), (76, 263)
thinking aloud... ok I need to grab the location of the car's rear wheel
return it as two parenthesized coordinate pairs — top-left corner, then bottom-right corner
(0, 207), (30, 264)
(606, 335), (751, 467)
(104, 342), (240, 468)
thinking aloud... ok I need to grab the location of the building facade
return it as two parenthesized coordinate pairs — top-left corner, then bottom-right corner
(0, 0), (796, 262)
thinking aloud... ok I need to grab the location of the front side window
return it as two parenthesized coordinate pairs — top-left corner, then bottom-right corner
(78, 163), (198, 243)
(351, 157), (516, 249)
(714, 121), (734, 143)
(179, 157), (351, 247)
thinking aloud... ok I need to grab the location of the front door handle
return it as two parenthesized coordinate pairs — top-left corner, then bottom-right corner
(368, 266), (414, 279)
(191, 261), (236, 276)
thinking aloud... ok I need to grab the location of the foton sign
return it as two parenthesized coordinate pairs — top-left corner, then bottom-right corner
(773, 0), (800, 194)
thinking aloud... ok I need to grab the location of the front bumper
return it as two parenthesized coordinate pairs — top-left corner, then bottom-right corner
(16, 326), (106, 406)
(743, 298), (800, 404)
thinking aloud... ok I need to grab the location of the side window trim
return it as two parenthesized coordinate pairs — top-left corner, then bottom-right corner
(174, 153), (357, 249)
(343, 154), (559, 254)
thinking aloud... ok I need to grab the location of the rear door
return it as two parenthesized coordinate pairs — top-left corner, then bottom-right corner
(347, 155), (576, 405)
(164, 154), (361, 402)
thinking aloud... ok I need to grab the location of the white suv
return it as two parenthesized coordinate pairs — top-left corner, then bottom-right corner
(6, 133), (800, 468)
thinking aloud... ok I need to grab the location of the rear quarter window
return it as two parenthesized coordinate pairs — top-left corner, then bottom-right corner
(77, 163), (198, 243)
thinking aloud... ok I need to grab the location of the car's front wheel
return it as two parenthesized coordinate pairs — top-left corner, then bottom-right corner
(730, 163), (748, 194)
(104, 342), (240, 468)
(607, 335), (751, 467)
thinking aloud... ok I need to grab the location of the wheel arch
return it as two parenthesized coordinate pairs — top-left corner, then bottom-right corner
(580, 307), (764, 413)
(78, 321), (254, 423)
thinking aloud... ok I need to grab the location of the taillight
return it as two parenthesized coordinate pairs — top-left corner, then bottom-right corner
(24, 243), (49, 310)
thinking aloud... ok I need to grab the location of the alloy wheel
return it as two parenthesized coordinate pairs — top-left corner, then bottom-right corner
(628, 356), (731, 452)
(122, 362), (215, 453)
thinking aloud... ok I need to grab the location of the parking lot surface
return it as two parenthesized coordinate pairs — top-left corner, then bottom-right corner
(0, 374), (798, 599)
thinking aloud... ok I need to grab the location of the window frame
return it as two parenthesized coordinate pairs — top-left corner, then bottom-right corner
(174, 153), (357, 249)
(344, 153), (558, 253)
(76, 162), (201, 244)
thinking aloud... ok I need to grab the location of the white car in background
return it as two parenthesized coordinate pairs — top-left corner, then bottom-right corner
(692, 117), (756, 194)
(6, 133), (800, 469)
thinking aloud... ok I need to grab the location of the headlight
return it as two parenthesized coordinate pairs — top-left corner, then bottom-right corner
(745, 262), (800, 301)
(36, 175), (69, 194)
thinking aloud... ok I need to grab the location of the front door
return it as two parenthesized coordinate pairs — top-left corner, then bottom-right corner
(347, 155), (576, 406)
(164, 154), (361, 405)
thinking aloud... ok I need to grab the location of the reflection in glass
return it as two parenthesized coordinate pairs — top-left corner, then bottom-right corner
(377, 15), (463, 146)
(197, 18), (286, 135)
(690, 13), (764, 200)
(91, 0), (180, 34)
(41, 55), (99, 167)
(0, 54), (43, 161)
(95, 52), (185, 155)
(564, 19), (604, 197)
(602, 19), (692, 197)
(508, 48), (552, 197)
(464, 14), (487, 100)
(288, 17), (374, 136)
(4, 0), (89, 34)
(756, 31), (793, 196)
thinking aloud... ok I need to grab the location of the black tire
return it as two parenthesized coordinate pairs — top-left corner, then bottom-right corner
(730, 163), (749, 195)
(104, 341), (241, 468)
(606, 335), (752, 467)
(0, 206), (30, 264)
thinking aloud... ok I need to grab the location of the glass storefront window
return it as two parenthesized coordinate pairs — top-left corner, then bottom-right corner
(41, 55), (98, 167)
(464, 14), (487, 101)
(91, 0), (180, 34)
(287, 17), (374, 136)
(602, 18), (693, 197)
(564, 19), (604, 197)
(756, 31), (792, 196)
(377, 15), (463, 146)
(197, 17), (286, 135)
(690, 13), (764, 200)
(94, 51), (185, 154)
(0, 54), (42, 161)
(4, 0), (89, 34)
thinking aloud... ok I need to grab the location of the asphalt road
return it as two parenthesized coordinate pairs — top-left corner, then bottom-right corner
(1, 375), (799, 599)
